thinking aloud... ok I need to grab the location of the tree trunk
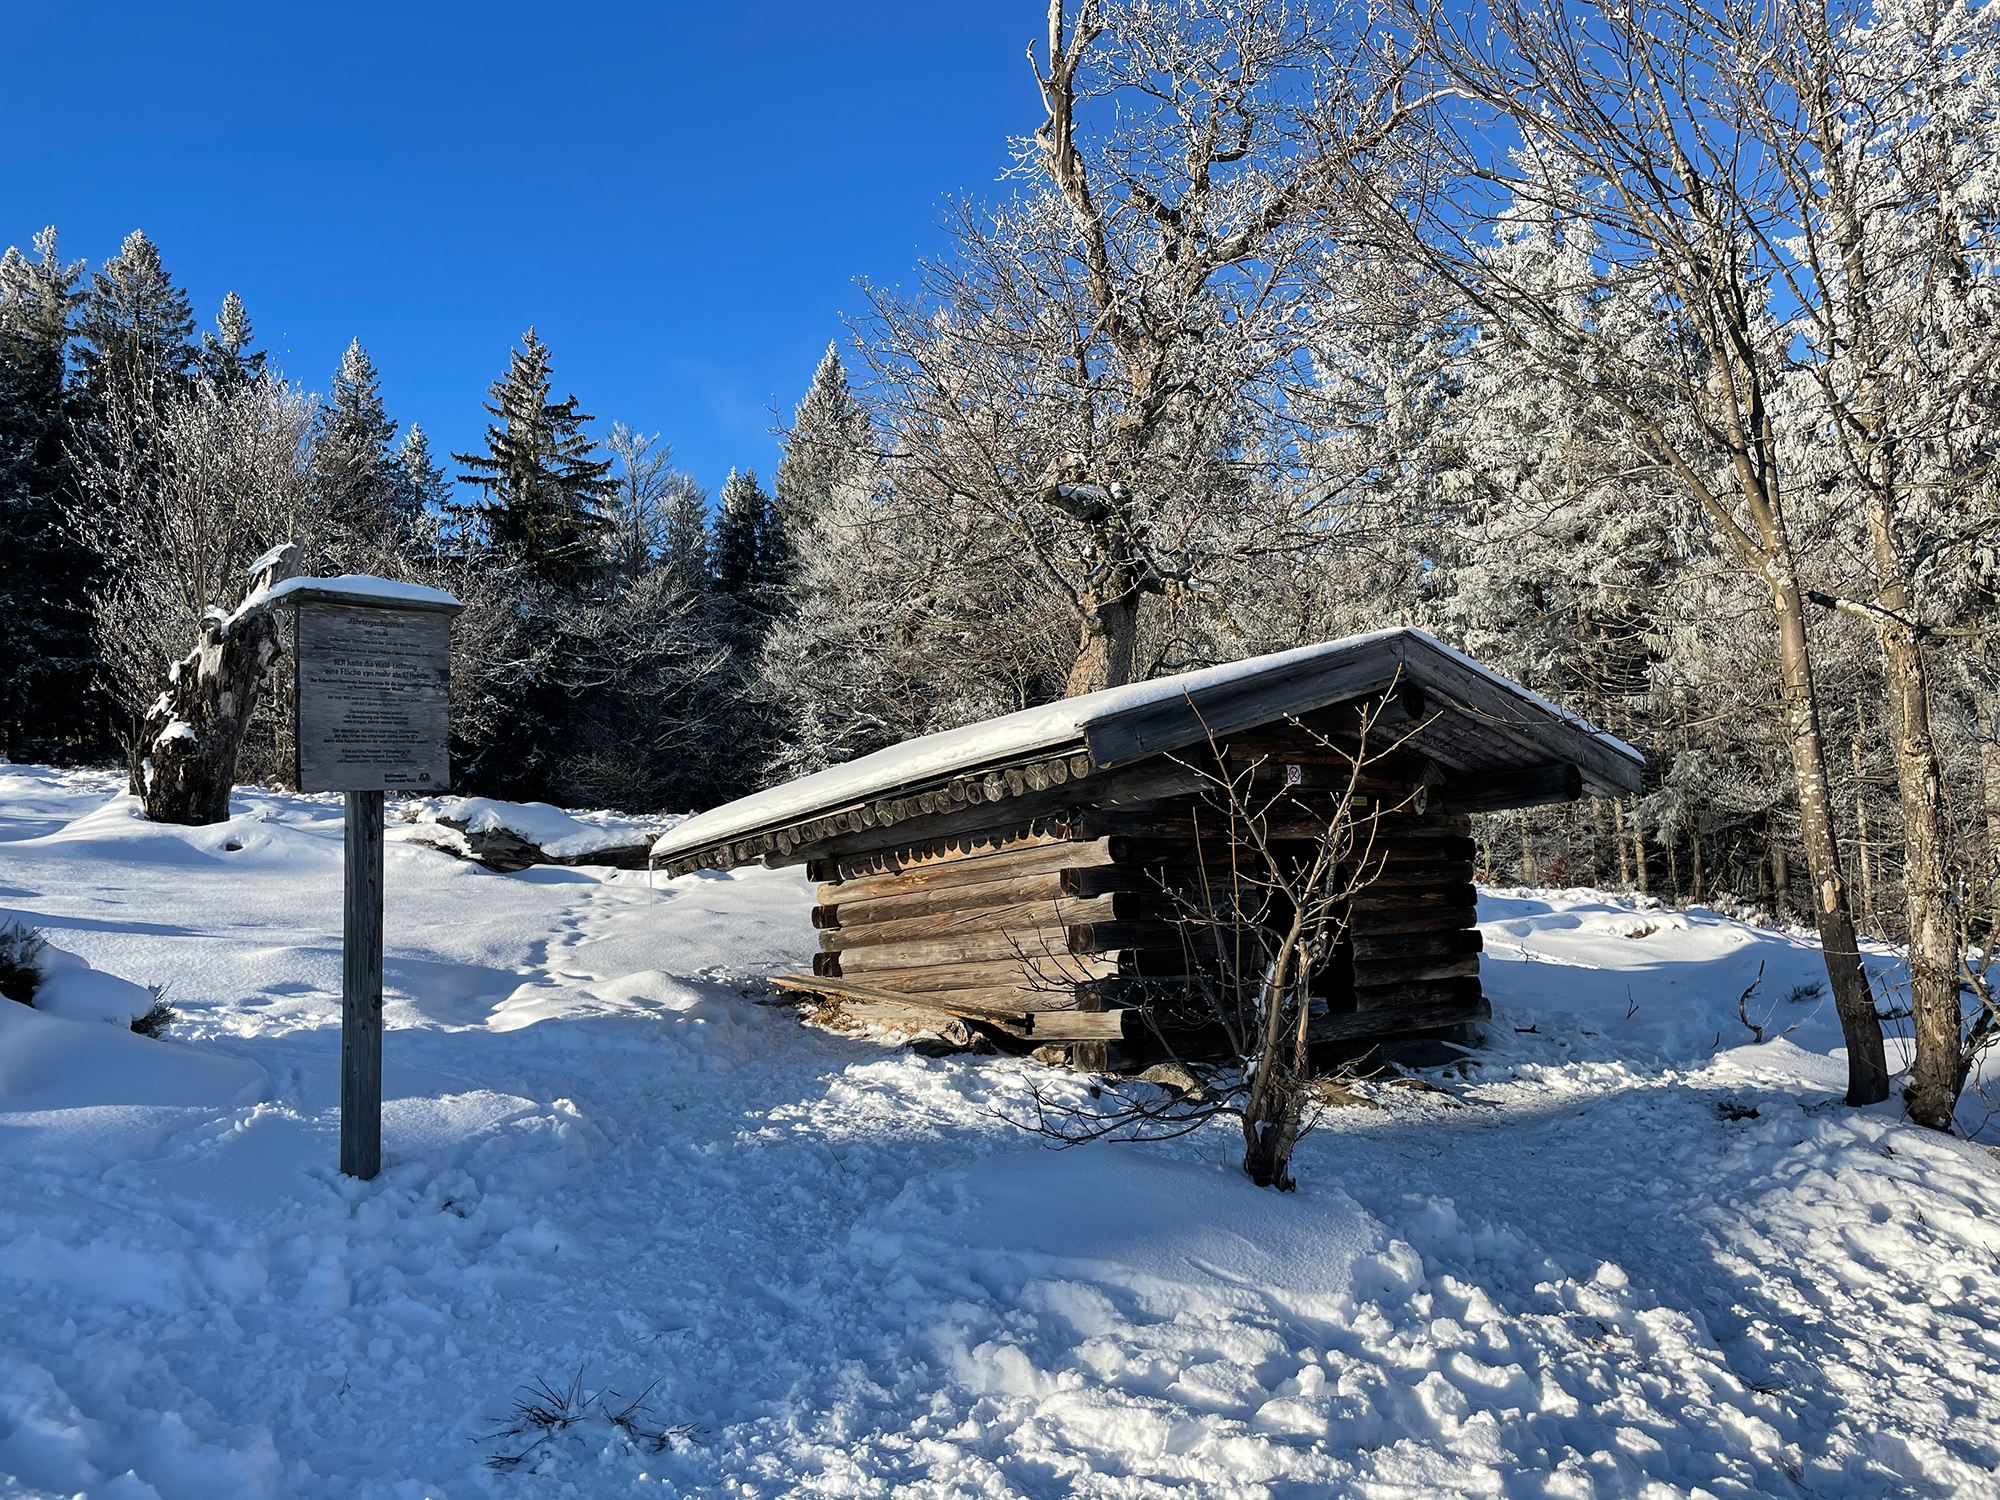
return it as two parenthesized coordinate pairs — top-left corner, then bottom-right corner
(130, 544), (300, 826)
(1853, 709), (1878, 934)
(1865, 539), (1960, 1129)
(1769, 570), (1891, 1105)
(1064, 584), (1141, 697)
(1770, 832), (1790, 920)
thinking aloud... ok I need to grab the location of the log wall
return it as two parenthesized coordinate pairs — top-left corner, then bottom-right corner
(780, 766), (1489, 1068)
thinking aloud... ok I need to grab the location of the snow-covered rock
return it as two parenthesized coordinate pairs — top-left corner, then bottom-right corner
(27, 941), (159, 1027)
(397, 795), (683, 871)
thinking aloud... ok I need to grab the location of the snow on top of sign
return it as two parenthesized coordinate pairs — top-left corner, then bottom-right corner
(653, 627), (1642, 863)
(260, 575), (462, 609)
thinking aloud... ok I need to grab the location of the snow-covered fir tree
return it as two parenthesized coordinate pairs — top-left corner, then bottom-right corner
(452, 329), (615, 589)
(711, 467), (772, 602)
(316, 339), (410, 545)
(771, 343), (869, 583)
(73, 230), (197, 413)
(0, 227), (99, 761)
(199, 292), (265, 386)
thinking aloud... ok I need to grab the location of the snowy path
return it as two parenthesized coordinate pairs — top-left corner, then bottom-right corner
(1, 767), (1997, 1499)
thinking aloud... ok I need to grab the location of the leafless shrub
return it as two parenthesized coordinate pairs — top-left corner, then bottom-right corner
(1007, 689), (1428, 1189)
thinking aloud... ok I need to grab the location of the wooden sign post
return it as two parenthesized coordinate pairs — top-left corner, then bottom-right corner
(289, 580), (462, 1180)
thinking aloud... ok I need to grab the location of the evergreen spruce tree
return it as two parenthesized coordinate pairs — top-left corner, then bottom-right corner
(660, 474), (711, 593)
(398, 423), (451, 518)
(316, 339), (404, 539)
(775, 344), (868, 525)
(199, 292), (265, 386)
(452, 329), (615, 588)
(0, 227), (101, 760)
(711, 467), (770, 600)
(770, 343), (869, 592)
(73, 229), (196, 413)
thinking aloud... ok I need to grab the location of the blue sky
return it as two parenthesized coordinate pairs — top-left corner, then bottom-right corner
(4, 1), (1035, 498)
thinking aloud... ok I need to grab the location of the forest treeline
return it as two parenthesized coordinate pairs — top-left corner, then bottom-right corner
(1, 1), (1995, 1106)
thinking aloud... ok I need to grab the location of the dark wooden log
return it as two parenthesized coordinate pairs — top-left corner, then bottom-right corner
(1353, 884), (1479, 912)
(838, 926), (1088, 972)
(1352, 975), (1485, 1011)
(1352, 904), (1479, 935)
(341, 789), (385, 1181)
(1361, 860), (1475, 889)
(1350, 928), (1484, 961)
(1439, 762), (1584, 815)
(1352, 953), (1482, 986)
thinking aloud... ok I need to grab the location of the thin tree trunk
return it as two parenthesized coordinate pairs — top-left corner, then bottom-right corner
(1614, 797), (1633, 889)
(1853, 714), (1878, 934)
(1631, 799), (1649, 895)
(1770, 570), (1891, 1104)
(1866, 538), (1959, 1129)
(1771, 833), (1790, 921)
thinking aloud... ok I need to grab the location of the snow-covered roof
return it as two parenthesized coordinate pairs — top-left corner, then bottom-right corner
(652, 628), (1643, 869)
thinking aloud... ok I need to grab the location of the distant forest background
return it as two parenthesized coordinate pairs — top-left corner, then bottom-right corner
(1, 0), (1996, 966)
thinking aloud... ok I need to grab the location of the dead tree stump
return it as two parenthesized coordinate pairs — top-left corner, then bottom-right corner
(131, 542), (301, 826)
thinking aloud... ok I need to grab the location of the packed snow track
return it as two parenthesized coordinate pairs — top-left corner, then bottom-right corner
(0, 766), (1994, 1499)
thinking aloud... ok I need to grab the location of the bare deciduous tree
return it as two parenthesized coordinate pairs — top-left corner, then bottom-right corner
(1360, 0), (1905, 1105)
(69, 374), (318, 823)
(858, 0), (1413, 698)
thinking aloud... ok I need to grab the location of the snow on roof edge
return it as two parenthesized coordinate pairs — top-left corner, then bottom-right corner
(1397, 631), (1644, 766)
(653, 628), (1639, 864)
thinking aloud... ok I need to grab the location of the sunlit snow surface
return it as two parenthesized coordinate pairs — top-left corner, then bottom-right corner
(1, 764), (1997, 1499)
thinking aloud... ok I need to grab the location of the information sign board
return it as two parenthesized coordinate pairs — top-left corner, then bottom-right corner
(295, 600), (453, 793)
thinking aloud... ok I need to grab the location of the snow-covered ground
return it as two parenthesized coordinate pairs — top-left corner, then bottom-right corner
(1, 763), (1997, 1499)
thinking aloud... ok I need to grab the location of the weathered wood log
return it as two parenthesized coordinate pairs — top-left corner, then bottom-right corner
(838, 926), (1086, 973)
(819, 894), (1121, 952)
(775, 760), (1199, 870)
(805, 819), (1084, 883)
(842, 954), (1114, 993)
(1350, 928), (1484, 961)
(1351, 904), (1479, 936)
(1352, 953), (1482, 986)
(1306, 992), (1488, 1042)
(815, 869), (1076, 927)
(1353, 884), (1479, 912)
(772, 972), (1038, 1022)
(1352, 975), (1485, 1011)
(816, 836), (1114, 901)
(1439, 761), (1583, 815)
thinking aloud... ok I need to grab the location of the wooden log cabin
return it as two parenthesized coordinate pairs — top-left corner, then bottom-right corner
(650, 629), (1644, 1070)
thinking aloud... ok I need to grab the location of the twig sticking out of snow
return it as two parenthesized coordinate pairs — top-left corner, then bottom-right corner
(1736, 964), (1807, 1045)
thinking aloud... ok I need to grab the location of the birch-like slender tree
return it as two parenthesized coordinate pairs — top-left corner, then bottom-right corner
(1364, 0), (1901, 1103)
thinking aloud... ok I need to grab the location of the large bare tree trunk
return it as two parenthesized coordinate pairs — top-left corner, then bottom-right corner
(1064, 583), (1141, 697)
(1769, 568), (1891, 1105)
(131, 543), (299, 826)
